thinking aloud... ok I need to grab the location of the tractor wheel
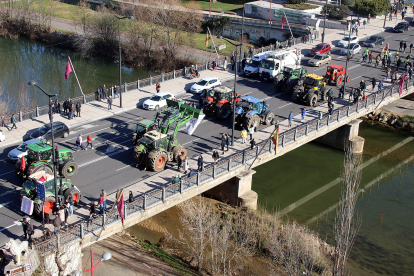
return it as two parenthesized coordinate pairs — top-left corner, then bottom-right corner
(64, 187), (81, 205)
(172, 145), (187, 161)
(307, 93), (318, 107)
(34, 197), (55, 217)
(29, 164), (53, 178)
(133, 147), (144, 165)
(217, 103), (232, 120)
(246, 114), (260, 132)
(265, 112), (275, 125)
(149, 151), (168, 172)
(336, 75), (344, 86)
(131, 133), (137, 146)
(321, 88), (328, 101)
(292, 90), (300, 101)
(203, 105), (214, 116)
(60, 160), (79, 178)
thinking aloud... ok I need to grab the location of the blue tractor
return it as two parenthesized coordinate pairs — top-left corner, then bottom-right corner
(235, 96), (275, 131)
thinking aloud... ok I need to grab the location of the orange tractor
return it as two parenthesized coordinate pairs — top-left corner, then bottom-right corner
(201, 86), (241, 120)
(324, 64), (351, 86)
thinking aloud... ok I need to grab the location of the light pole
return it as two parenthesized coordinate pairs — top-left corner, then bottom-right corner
(336, 8), (353, 99)
(384, 0), (390, 28)
(322, 0), (328, 43)
(71, 248), (112, 276)
(239, 0), (245, 72)
(115, 15), (134, 108)
(27, 80), (60, 212)
(218, 35), (241, 146)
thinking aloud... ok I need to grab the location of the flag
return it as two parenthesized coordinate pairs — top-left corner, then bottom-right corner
(21, 196), (33, 216)
(186, 114), (205, 135)
(281, 15), (286, 30)
(271, 127), (279, 155)
(64, 61), (72, 80)
(205, 33), (210, 48)
(116, 193), (124, 227)
(399, 74), (407, 95)
(20, 156), (25, 171)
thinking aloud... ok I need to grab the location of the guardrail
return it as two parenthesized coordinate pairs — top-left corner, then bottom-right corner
(32, 78), (410, 256)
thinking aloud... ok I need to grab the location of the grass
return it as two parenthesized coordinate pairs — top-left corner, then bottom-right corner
(191, 32), (253, 56)
(182, 0), (253, 13)
(283, 3), (319, 10)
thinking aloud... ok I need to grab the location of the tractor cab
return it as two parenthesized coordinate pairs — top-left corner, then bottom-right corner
(138, 131), (168, 151)
(325, 64), (350, 85)
(204, 86), (234, 103)
(131, 119), (157, 146)
(26, 142), (53, 164)
(235, 96), (271, 128)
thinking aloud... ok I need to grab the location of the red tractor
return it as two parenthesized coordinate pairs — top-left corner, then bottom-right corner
(324, 64), (351, 86)
(201, 86), (241, 120)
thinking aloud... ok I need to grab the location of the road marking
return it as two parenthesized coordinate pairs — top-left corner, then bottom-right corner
(242, 91), (254, 96)
(76, 124), (97, 130)
(0, 221), (21, 232)
(116, 163), (136, 171)
(183, 138), (201, 145)
(274, 92), (284, 97)
(0, 201), (12, 209)
(79, 144), (132, 168)
(0, 188), (21, 197)
(279, 103), (292, 108)
(0, 171), (13, 177)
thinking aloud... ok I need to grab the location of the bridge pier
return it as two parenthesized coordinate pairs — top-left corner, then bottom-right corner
(203, 169), (258, 210)
(316, 119), (365, 153)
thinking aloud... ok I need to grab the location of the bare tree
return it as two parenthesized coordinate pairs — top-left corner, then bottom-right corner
(0, 88), (11, 127)
(90, 6), (117, 53)
(17, 84), (34, 111)
(333, 145), (363, 276)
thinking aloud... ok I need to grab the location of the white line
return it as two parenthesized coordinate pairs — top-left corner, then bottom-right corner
(279, 103), (292, 108)
(0, 201), (12, 209)
(116, 163), (136, 171)
(0, 171), (13, 177)
(274, 92), (284, 97)
(79, 145), (132, 168)
(183, 138), (201, 145)
(0, 221), (20, 232)
(0, 188), (21, 197)
(242, 91), (254, 96)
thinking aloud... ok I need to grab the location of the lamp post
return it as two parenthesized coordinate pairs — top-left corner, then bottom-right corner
(336, 8), (353, 100)
(322, 0), (328, 43)
(384, 0), (390, 28)
(27, 80), (60, 212)
(71, 248), (112, 276)
(218, 35), (242, 146)
(115, 15), (134, 108)
(239, 0), (245, 72)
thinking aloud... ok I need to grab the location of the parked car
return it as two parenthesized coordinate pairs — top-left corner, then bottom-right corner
(393, 22), (409, 32)
(190, 77), (221, 94)
(142, 92), (175, 110)
(337, 35), (359, 48)
(363, 35), (385, 47)
(27, 122), (70, 141)
(8, 138), (42, 162)
(341, 43), (362, 55)
(309, 43), (331, 56)
(308, 54), (331, 67)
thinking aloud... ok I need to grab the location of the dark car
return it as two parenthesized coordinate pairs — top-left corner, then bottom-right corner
(310, 43), (331, 56)
(393, 22), (409, 33)
(27, 122), (70, 141)
(363, 35), (385, 47)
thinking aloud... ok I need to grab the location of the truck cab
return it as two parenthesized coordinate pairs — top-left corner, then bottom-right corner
(259, 49), (301, 81)
(243, 52), (271, 76)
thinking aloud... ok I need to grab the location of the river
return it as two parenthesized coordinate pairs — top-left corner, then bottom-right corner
(0, 36), (155, 112)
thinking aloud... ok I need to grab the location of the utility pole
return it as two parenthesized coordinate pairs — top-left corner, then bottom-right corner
(322, 0), (328, 43)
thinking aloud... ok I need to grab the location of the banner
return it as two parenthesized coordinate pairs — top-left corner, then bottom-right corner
(281, 15), (286, 30)
(116, 193), (124, 227)
(64, 61), (72, 80)
(21, 196), (33, 216)
(205, 33), (210, 48)
(186, 114), (205, 135)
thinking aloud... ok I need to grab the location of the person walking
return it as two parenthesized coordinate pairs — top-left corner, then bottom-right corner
(99, 194), (104, 214)
(50, 99), (55, 114)
(89, 202), (96, 219)
(410, 42), (413, 54)
(101, 189), (107, 211)
(311, 33), (315, 43)
(76, 134), (85, 151)
(212, 150), (219, 164)
(156, 82), (161, 93)
(86, 134), (93, 149)
(75, 102), (81, 117)
(368, 13), (371, 23)
(248, 126), (254, 140)
(177, 154), (183, 171)
(349, 88), (354, 101)
(301, 108), (306, 121)
(387, 67), (391, 79)
(399, 40), (404, 52)
(378, 80), (384, 92)
(403, 41), (407, 53)
(53, 215), (61, 234)
(250, 138), (256, 150)
(397, 57), (402, 70)
(183, 156), (189, 174)
(22, 218), (33, 240)
(372, 77), (377, 90)
(288, 111), (293, 127)
(241, 128), (247, 144)
(395, 51), (399, 62)
(362, 92), (367, 101)
(97, 86), (102, 102)
(107, 95), (113, 110)
(369, 52), (374, 63)
(360, 80), (366, 93)
(225, 133), (231, 152)
(63, 99), (68, 115)
(339, 84), (344, 99)
(129, 191), (134, 203)
(249, 46), (253, 58)
(68, 103), (73, 120)
(10, 114), (17, 130)
(197, 155), (203, 171)
(221, 134), (226, 154)
(114, 86), (119, 98)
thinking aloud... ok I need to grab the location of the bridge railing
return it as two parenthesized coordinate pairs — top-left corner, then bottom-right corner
(33, 79), (410, 256)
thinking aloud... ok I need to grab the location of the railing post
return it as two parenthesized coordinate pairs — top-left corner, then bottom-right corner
(317, 120), (320, 130)
(242, 150), (246, 164)
(173, 69), (176, 79)
(56, 233), (60, 250)
(80, 222), (84, 238)
(213, 165), (217, 178)
(162, 186), (166, 202)
(124, 82), (127, 93)
(337, 110), (340, 121)
(294, 129), (297, 140)
(143, 194), (147, 210)
(124, 202), (127, 219)
(195, 64), (198, 71)
(150, 77), (152, 86)
(269, 140), (272, 151)
(347, 106), (350, 116)
(196, 172), (200, 185)
(180, 178), (183, 193)
(327, 115), (330, 126)
(305, 123), (309, 135)
(19, 111), (22, 122)
(102, 214), (106, 227)
(162, 73), (164, 82)
(282, 134), (286, 146)
(256, 145), (259, 156)
(228, 158), (232, 171)
(36, 106), (39, 117)
(356, 102), (359, 113)
(83, 95), (86, 104)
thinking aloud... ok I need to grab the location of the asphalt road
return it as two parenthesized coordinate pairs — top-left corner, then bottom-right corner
(0, 23), (412, 246)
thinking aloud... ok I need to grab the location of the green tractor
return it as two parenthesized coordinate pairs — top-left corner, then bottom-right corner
(15, 141), (78, 180)
(20, 171), (81, 217)
(133, 99), (204, 172)
(273, 66), (307, 93)
(131, 119), (157, 146)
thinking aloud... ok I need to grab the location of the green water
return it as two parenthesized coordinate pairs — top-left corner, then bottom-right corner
(0, 36), (155, 112)
(252, 122), (414, 275)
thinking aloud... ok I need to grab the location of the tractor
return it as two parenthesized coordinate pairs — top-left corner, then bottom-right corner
(133, 99), (204, 172)
(324, 64), (351, 86)
(15, 141), (78, 179)
(235, 96), (275, 131)
(201, 86), (241, 120)
(131, 119), (157, 146)
(274, 65), (307, 93)
(292, 74), (329, 107)
(20, 171), (81, 217)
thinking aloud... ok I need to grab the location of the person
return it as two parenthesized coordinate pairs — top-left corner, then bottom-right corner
(53, 215), (61, 234)
(248, 126), (254, 140)
(50, 99), (55, 114)
(10, 114), (17, 130)
(249, 46), (254, 58)
(212, 150), (219, 164)
(223, 57), (227, 71)
(372, 77), (377, 90)
(250, 138), (256, 150)
(89, 202), (96, 219)
(129, 191), (133, 203)
(241, 128), (247, 144)
(75, 102), (81, 117)
(387, 67), (391, 80)
(156, 82), (161, 93)
(55, 99), (60, 114)
(99, 194), (104, 214)
(410, 42), (414, 54)
(360, 80), (366, 93)
(107, 95), (113, 110)
(242, 58), (246, 70)
(231, 59), (235, 71)
(301, 108), (306, 121)
(319, 111), (323, 120)
(64, 204), (69, 224)
(349, 88), (354, 101)
(97, 86), (102, 101)
(177, 154), (183, 171)
(197, 155), (203, 171)
(68, 102), (73, 120)
(63, 99), (68, 115)
(212, 60), (217, 70)
(403, 41), (407, 53)
(58, 206), (65, 226)
(172, 175), (180, 184)
(339, 84), (345, 99)
(397, 57), (402, 69)
(22, 218), (33, 240)
(225, 133), (231, 152)
(183, 156), (189, 174)
(382, 56), (386, 69)
(102, 85), (107, 99)
(311, 33), (314, 43)
(378, 80), (384, 92)
(369, 52), (374, 63)
(329, 102), (334, 115)
(86, 134), (93, 149)
(102, 189), (107, 211)
(76, 134), (85, 151)
(288, 111), (293, 127)
(327, 89), (333, 101)
(114, 86), (119, 98)
(362, 92), (367, 101)
(375, 54), (381, 67)
(362, 19), (366, 29)
(362, 51), (367, 63)
(221, 134), (226, 154)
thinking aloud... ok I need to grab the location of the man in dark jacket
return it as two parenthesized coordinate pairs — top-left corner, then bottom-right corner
(129, 191), (134, 203)
(197, 155), (204, 171)
(177, 155), (183, 171)
(107, 95), (113, 110)
(53, 215), (61, 234)
(10, 114), (17, 130)
(76, 102), (81, 117)
(221, 134), (226, 154)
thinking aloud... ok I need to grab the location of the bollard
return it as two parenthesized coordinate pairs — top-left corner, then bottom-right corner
(125, 82), (127, 93)
(137, 79), (140, 89)
(180, 178), (183, 194)
(36, 106), (39, 117)
(162, 186), (166, 202)
(83, 95), (86, 104)
(294, 129), (297, 140)
(80, 223), (84, 238)
(173, 69), (176, 79)
(196, 172), (200, 186)
(124, 203), (127, 219)
(213, 165), (217, 178)
(143, 194), (147, 210)
(305, 124), (309, 135)
(19, 111), (22, 122)
(228, 158), (232, 171)
(242, 150), (246, 164)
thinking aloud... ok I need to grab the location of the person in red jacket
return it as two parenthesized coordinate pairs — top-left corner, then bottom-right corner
(86, 134), (93, 150)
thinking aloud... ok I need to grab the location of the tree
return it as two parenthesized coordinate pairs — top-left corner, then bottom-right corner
(355, 0), (388, 17)
(332, 144), (362, 276)
(321, 4), (350, 20)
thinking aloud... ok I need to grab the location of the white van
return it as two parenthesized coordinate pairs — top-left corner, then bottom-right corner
(243, 52), (273, 76)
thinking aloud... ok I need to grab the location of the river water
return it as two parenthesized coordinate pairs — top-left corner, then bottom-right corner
(252, 121), (414, 275)
(0, 36), (155, 112)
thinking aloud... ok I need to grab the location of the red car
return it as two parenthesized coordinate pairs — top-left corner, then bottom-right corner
(310, 43), (331, 56)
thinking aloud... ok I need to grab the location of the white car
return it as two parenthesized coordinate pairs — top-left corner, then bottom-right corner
(142, 92), (175, 110)
(338, 36), (359, 48)
(190, 77), (221, 94)
(8, 138), (41, 162)
(341, 43), (362, 55)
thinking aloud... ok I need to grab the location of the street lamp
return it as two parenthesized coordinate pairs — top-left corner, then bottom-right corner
(71, 249), (112, 276)
(218, 35), (242, 146)
(115, 15), (134, 108)
(322, 0), (328, 43)
(27, 80), (60, 212)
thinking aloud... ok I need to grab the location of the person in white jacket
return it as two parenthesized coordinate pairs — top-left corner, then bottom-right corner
(183, 156), (189, 174)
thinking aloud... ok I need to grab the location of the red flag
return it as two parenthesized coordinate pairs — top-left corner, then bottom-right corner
(117, 193), (124, 227)
(399, 74), (407, 95)
(64, 61), (72, 80)
(271, 127), (279, 155)
(281, 16), (286, 30)
(20, 156), (26, 171)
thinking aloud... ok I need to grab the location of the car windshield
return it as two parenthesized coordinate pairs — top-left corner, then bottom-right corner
(350, 43), (358, 48)
(368, 36), (376, 40)
(342, 37), (352, 41)
(247, 60), (261, 67)
(150, 95), (161, 101)
(17, 143), (28, 152)
(397, 23), (405, 26)
(214, 92), (226, 100)
(196, 80), (208, 86)
(23, 180), (37, 190)
(38, 125), (50, 136)
(313, 55), (323, 60)
(133, 124), (146, 132)
(261, 60), (277, 70)
(313, 45), (323, 50)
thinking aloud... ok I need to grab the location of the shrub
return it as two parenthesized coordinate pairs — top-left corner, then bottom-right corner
(283, 3), (318, 10)
(354, 0), (388, 17)
(342, 0), (355, 7)
(321, 4), (350, 20)
(287, 0), (308, 4)
(202, 17), (232, 33)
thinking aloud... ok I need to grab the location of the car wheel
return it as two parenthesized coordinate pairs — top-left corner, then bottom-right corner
(381, 41), (384, 45)
(155, 105), (159, 111)
(318, 63), (320, 67)
(63, 132), (69, 138)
